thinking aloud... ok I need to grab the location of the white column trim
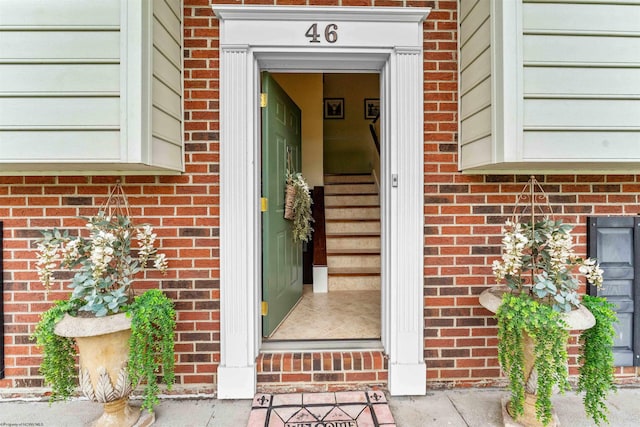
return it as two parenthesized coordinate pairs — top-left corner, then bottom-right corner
(215, 6), (430, 399)
(387, 47), (426, 395)
(218, 45), (259, 399)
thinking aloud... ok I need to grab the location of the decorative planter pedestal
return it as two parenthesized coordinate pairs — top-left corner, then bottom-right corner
(479, 286), (595, 427)
(55, 313), (154, 427)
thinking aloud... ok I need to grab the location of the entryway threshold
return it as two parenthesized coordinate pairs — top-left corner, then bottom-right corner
(261, 339), (383, 353)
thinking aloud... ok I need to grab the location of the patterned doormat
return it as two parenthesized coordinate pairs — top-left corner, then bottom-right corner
(247, 391), (396, 426)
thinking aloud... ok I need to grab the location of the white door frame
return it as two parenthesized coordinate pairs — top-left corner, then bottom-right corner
(215, 6), (430, 399)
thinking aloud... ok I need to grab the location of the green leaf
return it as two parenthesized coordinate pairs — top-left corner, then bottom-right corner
(127, 290), (176, 412)
(578, 295), (617, 425)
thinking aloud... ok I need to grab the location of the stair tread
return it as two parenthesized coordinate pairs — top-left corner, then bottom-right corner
(325, 185), (377, 189)
(326, 218), (380, 222)
(325, 207), (379, 211)
(326, 192), (378, 197)
(326, 206), (379, 210)
(325, 188), (377, 192)
(325, 194), (379, 198)
(326, 205), (380, 209)
(325, 182), (375, 185)
(324, 174), (375, 184)
(325, 174), (373, 176)
(325, 231), (380, 239)
(327, 248), (380, 255)
(325, 185), (377, 193)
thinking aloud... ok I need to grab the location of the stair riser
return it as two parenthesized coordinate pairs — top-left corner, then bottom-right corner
(325, 184), (378, 195)
(326, 221), (381, 234)
(324, 175), (374, 184)
(325, 195), (379, 207)
(328, 277), (381, 291)
(326, 207), (380, 220)
(326, 237), (381, 250)
(327, 255), (381, 269)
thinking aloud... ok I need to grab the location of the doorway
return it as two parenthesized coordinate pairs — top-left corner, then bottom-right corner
(215, 5), (430, 398)
(261, 72), (382, 342)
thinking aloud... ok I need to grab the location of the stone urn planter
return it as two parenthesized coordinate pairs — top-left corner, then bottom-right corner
(54, 312), (154, 427)
(480, 286), (595, 427)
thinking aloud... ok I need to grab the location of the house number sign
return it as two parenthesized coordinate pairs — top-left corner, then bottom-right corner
(305, 23), (339, 43)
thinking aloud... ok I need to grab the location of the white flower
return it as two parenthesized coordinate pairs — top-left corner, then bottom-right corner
(61, 239), (80, 266)
(546, 231), (573, 274)
(36, 212), (169, 315)
(580, 258), (604, 289)
(493, 221), (529, 284)
(35, 241), (60, 288)
(492, 218), (603, 310)
(154, 253), (168, 273)
(136, 225), (158, 265)
(89, 231), (116, 279)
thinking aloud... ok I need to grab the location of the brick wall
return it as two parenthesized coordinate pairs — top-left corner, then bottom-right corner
(0, 0), (638, 396)
(424, 174), (640, 386)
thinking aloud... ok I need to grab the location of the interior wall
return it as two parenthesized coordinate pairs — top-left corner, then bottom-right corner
(272, 73), (324, 188)
(323, 73), (380, 175)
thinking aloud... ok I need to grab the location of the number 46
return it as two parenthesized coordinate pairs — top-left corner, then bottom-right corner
(305, 23), (338, 44)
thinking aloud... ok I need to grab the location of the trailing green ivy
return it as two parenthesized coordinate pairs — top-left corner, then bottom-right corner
(31, 299), (81, 403)
(127, 289), (176, 412)
(33, 290), (175, 412)
(496, 292), (570, 426)
(578, 295), (617, 426)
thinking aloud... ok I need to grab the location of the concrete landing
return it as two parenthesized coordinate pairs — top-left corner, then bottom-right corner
(1, 388), (640, 426)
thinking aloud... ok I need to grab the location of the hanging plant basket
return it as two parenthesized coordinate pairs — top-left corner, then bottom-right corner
(284, 181), (296, 220)
(283, 172), (313, 243)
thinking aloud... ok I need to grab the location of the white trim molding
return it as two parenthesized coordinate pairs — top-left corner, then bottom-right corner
(313, 266), (328, 293)
(215, 5), (430, 399)
(387, 46), (427, 396)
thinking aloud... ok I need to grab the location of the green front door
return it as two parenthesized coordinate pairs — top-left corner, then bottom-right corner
(262, 72), (303, 337)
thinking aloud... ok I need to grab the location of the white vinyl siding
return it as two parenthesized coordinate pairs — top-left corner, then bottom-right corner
(151, 0), (183, 171)
(0, 98), (120, 129)
(458, 0), (640, 173)
(0, 0), (183, 175)
(459, 0), (493, 169)
(1, 132), (121, 161)
(521, 1), (640, 164)
(0, 0), (121, 27)
(0, 64), (120, 94)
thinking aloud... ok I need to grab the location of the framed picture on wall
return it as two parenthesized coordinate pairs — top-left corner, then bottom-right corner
(323, 98), (344, 119)
(364, 98), (380, 120)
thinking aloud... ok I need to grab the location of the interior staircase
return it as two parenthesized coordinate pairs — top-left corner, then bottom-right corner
(324, 174), (381, 291)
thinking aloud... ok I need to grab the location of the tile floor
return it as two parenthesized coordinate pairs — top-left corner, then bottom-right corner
(247, 391), (396, 427)
(266, 286), (381, 341)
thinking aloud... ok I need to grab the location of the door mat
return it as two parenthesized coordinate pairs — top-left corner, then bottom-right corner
(247, 391), (396, 427)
